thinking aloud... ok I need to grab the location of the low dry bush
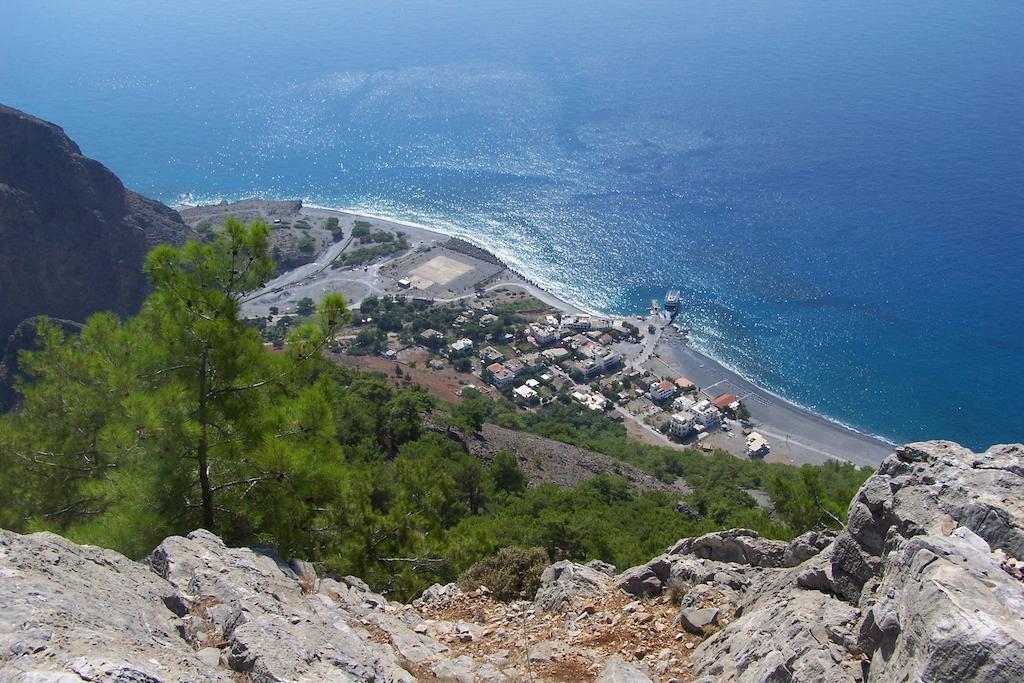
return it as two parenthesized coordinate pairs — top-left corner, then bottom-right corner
(457, 546), (549, 601)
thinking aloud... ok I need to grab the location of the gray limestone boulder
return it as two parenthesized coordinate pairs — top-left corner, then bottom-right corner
(615, 565), (663, 597)
(533, 560), (612, 612)
(829, 441), (1024, 603)
(670, 556), (754, 588)
(668, 529), (788, 568)
(147, 529), (417, 682)
(595, 655), (653, 683)
(784, 529), (836, 567)
(796, 551), (837, 593)
(689, 587), (862, 682)
(585, 559), (617, 577)
(861, 527), (1024, 682)
(415, 581), (463, 606)
(676, 607), (720, 634)
(0, 527), (479, 682)
(0, 529), (231, 682)
(679, 583), (741, 616)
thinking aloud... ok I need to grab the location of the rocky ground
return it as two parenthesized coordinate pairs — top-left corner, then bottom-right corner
(461, 422), (685, 494)
(2, 440), (1023, 682)
(179, 199), (335, 272)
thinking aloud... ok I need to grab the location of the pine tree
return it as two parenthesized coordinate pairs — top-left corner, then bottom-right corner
(0, 219), (350, 556)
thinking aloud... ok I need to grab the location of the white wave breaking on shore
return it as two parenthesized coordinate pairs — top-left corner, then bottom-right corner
(173, 192), (895, 450)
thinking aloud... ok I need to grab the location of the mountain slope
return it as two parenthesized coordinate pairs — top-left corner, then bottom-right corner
(0, 103), (192, 343)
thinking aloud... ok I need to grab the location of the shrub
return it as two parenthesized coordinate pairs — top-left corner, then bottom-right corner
(667, 577), (690, 605)
(457, 546), (549, 601)
(296, 297), (316, 316)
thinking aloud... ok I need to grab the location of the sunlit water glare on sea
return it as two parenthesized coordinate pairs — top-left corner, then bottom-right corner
(2, 0), (1022, 448)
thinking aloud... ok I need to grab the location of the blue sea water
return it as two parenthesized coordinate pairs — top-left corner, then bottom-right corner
(2, 0), (1022, 450)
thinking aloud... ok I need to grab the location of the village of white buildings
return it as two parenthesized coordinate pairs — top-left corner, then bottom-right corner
(338, 289), (771, 460)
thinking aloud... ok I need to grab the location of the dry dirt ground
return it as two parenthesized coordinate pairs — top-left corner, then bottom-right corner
(331, 353), (478, 405)
(414, 589), (704, 682)
(624, 417), (674, 448)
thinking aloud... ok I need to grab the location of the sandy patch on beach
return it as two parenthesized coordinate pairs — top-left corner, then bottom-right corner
(409, 254), (474, 288)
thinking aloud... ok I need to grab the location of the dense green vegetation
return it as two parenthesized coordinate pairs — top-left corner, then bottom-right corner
(352, 220), (372, 238)
(325, 217), (343, 242)
(331, 235), (409, 268)
(457, 391), (871, 534)
(0, 222), (871, 600)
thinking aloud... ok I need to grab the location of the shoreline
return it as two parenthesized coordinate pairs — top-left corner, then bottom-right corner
(650, 330), (894, 467)
(302, 204), (597, 316)
(180, 198), (897, 466)
(302, 204), (895, 464)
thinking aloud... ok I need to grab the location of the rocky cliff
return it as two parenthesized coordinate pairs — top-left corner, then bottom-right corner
(0, 103), (192, 345)
(0, 316), (83, 411)
(2, 441), (1022, 682)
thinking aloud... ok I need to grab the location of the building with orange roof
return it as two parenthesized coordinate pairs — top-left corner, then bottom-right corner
(649, 379), (677, 402)
(711, 393), (737, 412)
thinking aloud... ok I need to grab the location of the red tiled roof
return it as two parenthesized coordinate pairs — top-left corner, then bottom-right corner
(712, 393), (737, 409)
(675, 377), (695, 388)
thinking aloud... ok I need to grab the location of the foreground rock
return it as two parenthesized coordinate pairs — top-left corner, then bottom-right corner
(2, 529), (488, 682)
(0, 530), (230, 682)
(2, 440), (1022, 682)
(687, 441), (1024, 682)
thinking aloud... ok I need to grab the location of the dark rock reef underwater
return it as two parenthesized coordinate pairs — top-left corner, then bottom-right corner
(2, 440), (1022, 682)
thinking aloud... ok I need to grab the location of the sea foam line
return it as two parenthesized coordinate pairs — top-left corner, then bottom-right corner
(175, 192), (895, 447)
(310, 201), (896, 446)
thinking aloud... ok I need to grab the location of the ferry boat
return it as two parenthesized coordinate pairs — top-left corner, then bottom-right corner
(664, 290), (680, 312)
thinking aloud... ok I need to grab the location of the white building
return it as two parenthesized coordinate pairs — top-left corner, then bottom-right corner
(746, 432), (770, 458)
(419, 329), (444, 346)
(690, 400), (722, 428)
(513, 384), (539, 404)
(449, 338), (474, 355)
(562, 315), (592, 331)
(486, 362), (516, 388)
(542, 347), (570, 361)
(522, 353), (544, 372)
(672, 394), (696, 413)
(528, 323), (559, 345)
(480, 346), (504, 363)
(669, 411), (696, 438)
(572, 390), (608, 411)
(649, 379), (676, 402)
(596, 350), (620, 371)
